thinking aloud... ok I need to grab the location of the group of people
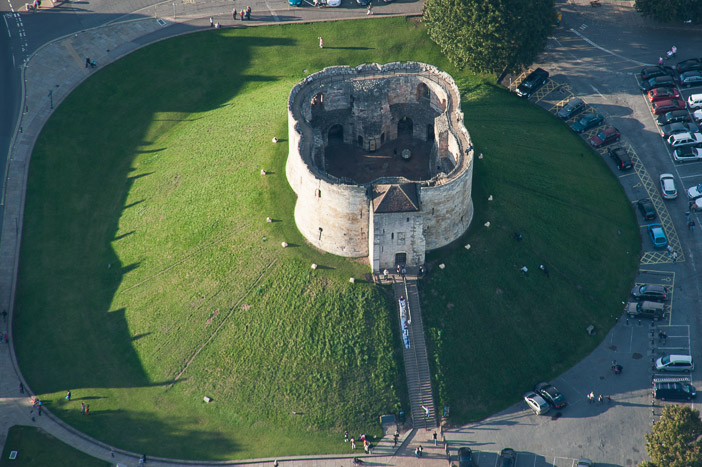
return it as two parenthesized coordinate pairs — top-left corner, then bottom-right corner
(399, 296), (410, 349)
(232, 6), (252, 21)
(587, 392), (611, 404)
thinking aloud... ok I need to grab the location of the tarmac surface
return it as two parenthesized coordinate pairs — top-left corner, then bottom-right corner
(1, 0), (702, 465)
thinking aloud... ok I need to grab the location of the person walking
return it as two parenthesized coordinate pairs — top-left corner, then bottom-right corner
(81, 402), (86, 414)
(433, 431), (437, 446)
(209, 16), (214, 27)
(366, 2), (373, 14)
(318, 36), (324, 48)
(232, 7), (237, 20)
(351, 437), (356, 449)
(65, 390), (71, 401)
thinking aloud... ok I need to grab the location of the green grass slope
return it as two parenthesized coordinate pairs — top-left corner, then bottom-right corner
(0, 426), (110, 467)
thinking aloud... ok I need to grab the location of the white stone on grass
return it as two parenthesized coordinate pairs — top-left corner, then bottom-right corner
(349, 277), (355, 283)
(484, 221), (490, 228)
(311, 263), (317, 269)
(464, 244), (471, 250)
(439, 263), (445, 269)
(260, 169), (266, 176)
(266, 217), (272, 223)
(488, 195), (493, 201)
(203, 396), (211, 403)
(281, 242), (288, 248)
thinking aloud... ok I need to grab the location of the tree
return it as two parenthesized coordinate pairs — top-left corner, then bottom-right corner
(635, 0), (702, 24)
(423, 0), (556, 75)
(644, 405), (702, 466)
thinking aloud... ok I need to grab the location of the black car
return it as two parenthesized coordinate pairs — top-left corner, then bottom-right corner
(657, 110), (692, 127)
(499, 448), (517, 467)
(631, 283), (667, 301)
(676, 58), (702, 74)
(637, 198), (656, 220)
(661, 122), (700, 138)
(458, 447), (475, 467)
(609, 147), (633, 170)
(640, 75), (676, 92)
(516, 68), (549, 98)
(534, 382), (567, 409)
(680, 70), (702, 87)
(640, 65), (674, 81)
(557, 97), (585, 119)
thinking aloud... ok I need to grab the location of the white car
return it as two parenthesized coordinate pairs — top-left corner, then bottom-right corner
(668, 132), (702, 148)
(694, 110), (702, 122)
(327, 0), (341, 6)
(688, 183), (702, 200)
(524, 391), (550, 415)
(660, 173), (678, 199)
(673, 147), (702, 163)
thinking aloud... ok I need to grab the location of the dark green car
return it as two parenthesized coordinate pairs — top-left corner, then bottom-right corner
(571, 113), (603, 133)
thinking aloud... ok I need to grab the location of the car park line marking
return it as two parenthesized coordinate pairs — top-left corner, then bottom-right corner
(569, 28), (648, 66)
(530, 80), (563, 103)
(679, 174), (702, 180)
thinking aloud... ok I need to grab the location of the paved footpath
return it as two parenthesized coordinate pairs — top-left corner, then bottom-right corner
(0, 1), (454, 466)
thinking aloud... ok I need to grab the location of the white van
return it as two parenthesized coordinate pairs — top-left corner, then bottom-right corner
(688, 94), (702, 110)
(656, 354), (695, 372)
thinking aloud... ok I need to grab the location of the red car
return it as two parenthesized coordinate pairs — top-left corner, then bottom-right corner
(589, 126), (621, 148)
(648, 87), (682, 103)
(651, 98), (686, 115)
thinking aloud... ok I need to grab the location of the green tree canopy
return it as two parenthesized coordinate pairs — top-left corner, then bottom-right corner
(635, 0), (702, 24)
(644, 405), (702, 466)
(423, 0), (556, 75)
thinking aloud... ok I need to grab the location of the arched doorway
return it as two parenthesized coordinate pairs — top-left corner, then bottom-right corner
(398, 117), (413, 137)
(328, 124), (343, 143)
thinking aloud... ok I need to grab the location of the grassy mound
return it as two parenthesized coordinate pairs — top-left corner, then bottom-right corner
(13, 16), (639, 459)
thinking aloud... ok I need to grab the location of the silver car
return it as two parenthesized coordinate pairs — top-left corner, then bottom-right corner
(524, 391), (550, 415)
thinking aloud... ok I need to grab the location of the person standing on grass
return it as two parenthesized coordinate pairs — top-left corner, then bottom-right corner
(81, 402), (85, 414)
(351, 437), (356, 449)
(65, 390), (71, 401)
(318, 36), (324, 48)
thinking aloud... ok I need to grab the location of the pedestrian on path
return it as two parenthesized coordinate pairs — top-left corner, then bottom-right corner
(4, 332), (8, 343)
(240, 10), (244, 20)
(393, 432), (398, 446)
(667, 245), (672, 257)
(366, 3), (373, 14)
(2, 309), (7, 322)
(246, 6), (251, 19)
(418, 445), (423, 457)
(19, 382), (24, 393)
(672, 251), (678, 263)
(598, 394), (603, 403)
(690, 220), (696, 231)
(232, 7), (236, 20)
(318, 36), (324, 48)
(209, 16), (214, 27)
(433, 431), (437, 446)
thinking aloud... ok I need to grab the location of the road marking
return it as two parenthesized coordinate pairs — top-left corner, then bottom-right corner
(62, 39), (85, 68)
(264, 0), (280, 21)
(570, 28), (648, 66)
(3, 14), (10, 37)
(589, 84), (604, 99)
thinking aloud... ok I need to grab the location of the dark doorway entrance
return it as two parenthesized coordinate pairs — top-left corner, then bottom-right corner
(328, 124), (343, 143)
(426, 124), (434, 141)
(398, 117), (413, 137)
(395, 252), (407, 266)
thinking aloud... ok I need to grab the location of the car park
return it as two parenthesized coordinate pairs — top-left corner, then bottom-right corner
(571, 113), (603, 133)
(689, 94), (702, 109)
(589, 126), (621, 147)
(673, 147), (702, 163)
(640, 65), (673, 81)
(648, 87), (681, 102)
(647, 223), (667, 249)
(651, 98), (686, 115)
(557, 97), (585, 119)
(679, 71), (702, 88)
(636, 199), (656, 220)
(656, 355), (695, 372)
(657, 110), (692, 126)
(631, 283), (667, 301)
(640, 75), (676, 92)
(524, 391), (550, 415)
(676, 58), (702, 74)
(659, 173), (678, 199)
(654, 380), (697, 401)
(667, 132), (702, 149)
(609, 147), (633, 170)
(457, 447), (475, 467)
(626, 300), (665, 320)
(660, 122), (699, 138)
(534, 381), (567, 408)
(498, 448), (517, 467)
(516, 68), (549, 98)
(687, 183), (702, 200)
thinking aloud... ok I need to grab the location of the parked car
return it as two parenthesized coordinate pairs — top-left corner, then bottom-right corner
(668, 132), (702, 149)
(631, 283), (667, 301)
(626, 300), (665, 320)
(590, 126), (621, 148)
(656, 355), (695, 372)
(654, 381), (696, 400)
(648, 87), (682, 102)
(673, 147), (702, 163)
(680, 70), (702, 88)
(608, 147), (632, 170)
(577, 459), (595, 467)
(355, 0), (371, 5)
(676, 58), (702, 74)
(687, 183), (702, 200)
(660, 122), (699, 138)
(688, 93), (702, 109)
(695, 109), (702, 123)
(498, 448), (517, 467)
(534, 382), (567, 409)
(524, 391), (550, 415)
(693, 197), (702, 212)
(651, 98), (686, 115)
(571, 113), (603, 133)
(640, 75), (676, 92)
(641, 65), (673, 81)
(327, 0), (342, 6)
(458, 447), (475, 467)
(557, 97), (585, 119)
(659, 173), (678, 199)
(647, 223), (668, 249)
(516, 68), (549, 97)
(657, 110), (692, 126)
(637, 199), (656, 220)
